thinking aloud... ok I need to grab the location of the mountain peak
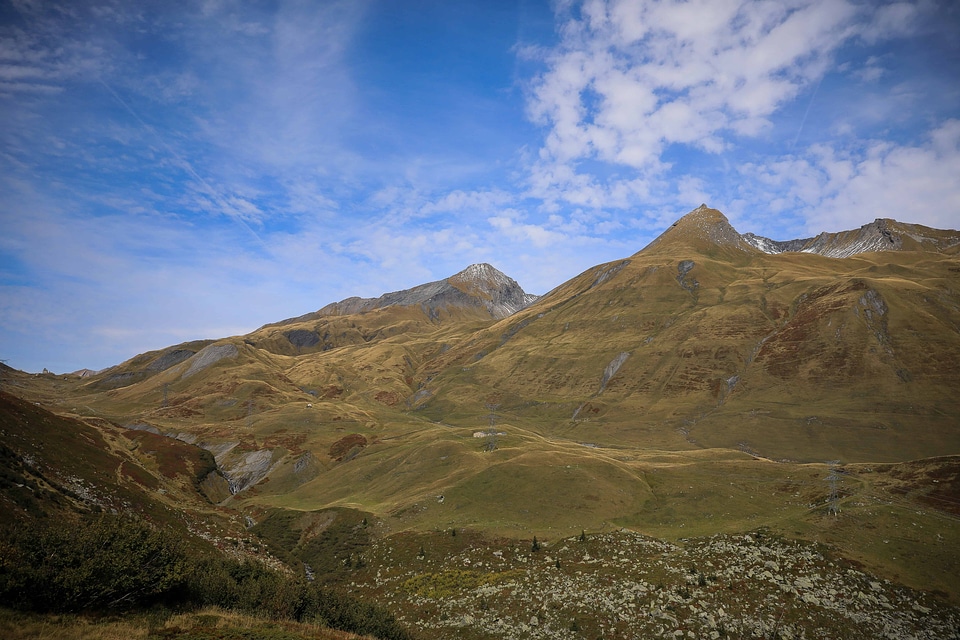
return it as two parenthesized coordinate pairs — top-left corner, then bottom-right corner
(302, 264), (538, 322)
(450, 263), (506, 284)
(448, 263), (539, 317)
(641, 204), (748, 254)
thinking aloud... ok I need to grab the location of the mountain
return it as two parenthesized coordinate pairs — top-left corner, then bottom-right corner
(411, 205), (960, 462)
(312, 263), (538, 320)
(13, 204), (959, 465)
(743, 215), (960, 257)
(644, 204), (960, 258)
(77, 263), (538, 390)
(240, 263), (538, 358)
(4, 205), (960, 632)
(12, 205), (959, 465)
(267, 262), (537, 327)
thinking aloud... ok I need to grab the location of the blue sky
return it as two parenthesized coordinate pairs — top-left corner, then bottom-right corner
(1, 0), (959, 374)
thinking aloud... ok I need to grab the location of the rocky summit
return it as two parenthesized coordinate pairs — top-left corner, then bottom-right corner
(3, 205), (960, 640)
(291, 262), (538, 322)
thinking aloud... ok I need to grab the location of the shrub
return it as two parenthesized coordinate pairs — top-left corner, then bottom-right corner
(0, 514), (413, 640)
(182, 556), (412, 639)
(0, 514), (187, 612)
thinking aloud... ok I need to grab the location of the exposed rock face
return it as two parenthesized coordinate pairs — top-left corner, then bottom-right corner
(314, 263), (539, 320)
(600, 352), (630, 392)
(91, 371), (147, 390)
(220, 448), (277, 494)
(181, 343), (239, 379)
(285, 329), (320, 349)
(743, 218), (960, 258)
(741, 233), (811, 253)
(196, 441), (280, 495)
(145, 348), (196, 372)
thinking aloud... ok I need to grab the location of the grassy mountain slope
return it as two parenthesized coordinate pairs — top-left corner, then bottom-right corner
(411, 207), (960, 463)
(4, 206), (959, 627)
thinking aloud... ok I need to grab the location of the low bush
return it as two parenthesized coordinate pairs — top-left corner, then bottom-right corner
(0, 514), (187, 612)
(0, 514), (413, 640)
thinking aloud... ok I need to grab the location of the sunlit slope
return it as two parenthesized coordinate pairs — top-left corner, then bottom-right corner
(58, 263), (522, 432)
(254, 421), (669, 534)
(52, 207), (960, 466)
(410, 207), (960, 462)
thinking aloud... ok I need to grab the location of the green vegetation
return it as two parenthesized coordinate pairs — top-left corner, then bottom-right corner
(250, 508), (372, 584)
(0, 607), (367, 640)
(0, 514), (412, 640)
(0, 440), (71, 517)
(0, 514), (186, 612)
(402, 569), (525, 599)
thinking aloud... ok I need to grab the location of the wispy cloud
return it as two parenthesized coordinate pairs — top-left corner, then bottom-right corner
(525, 0), (872, 207)
(517, 0), (960, 238)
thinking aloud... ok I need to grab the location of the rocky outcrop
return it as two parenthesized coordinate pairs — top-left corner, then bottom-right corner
(199, 441), (281, 495)
(361, 529), (960, 640)
(181, 343), (239, 379)
(600, 352), (630, 392)
(145, 348), (196, 372)
(285, 329), (320, 349)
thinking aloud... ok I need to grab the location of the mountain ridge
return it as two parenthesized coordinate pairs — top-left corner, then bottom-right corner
(646, 204), (960, 258)
(33, 207), (960, 377)
(744, 217), (960, 257)
(261, 263), (538, 334)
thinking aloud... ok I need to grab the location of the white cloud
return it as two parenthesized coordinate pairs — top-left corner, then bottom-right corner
(524, 0), (901, 211)
(738, 120), (960, 233)
(854, 55), (886, 82)
(858, 0), (926, 43)
(811, 120), (960, 231)
(419, 189), (514, 216)
(488, 210), (567, 248)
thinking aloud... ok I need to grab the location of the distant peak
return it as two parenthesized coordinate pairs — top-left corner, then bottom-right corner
(447, 263), (539, 318)
(451, 263), (504, 282)
(305, 263), (537, 322)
